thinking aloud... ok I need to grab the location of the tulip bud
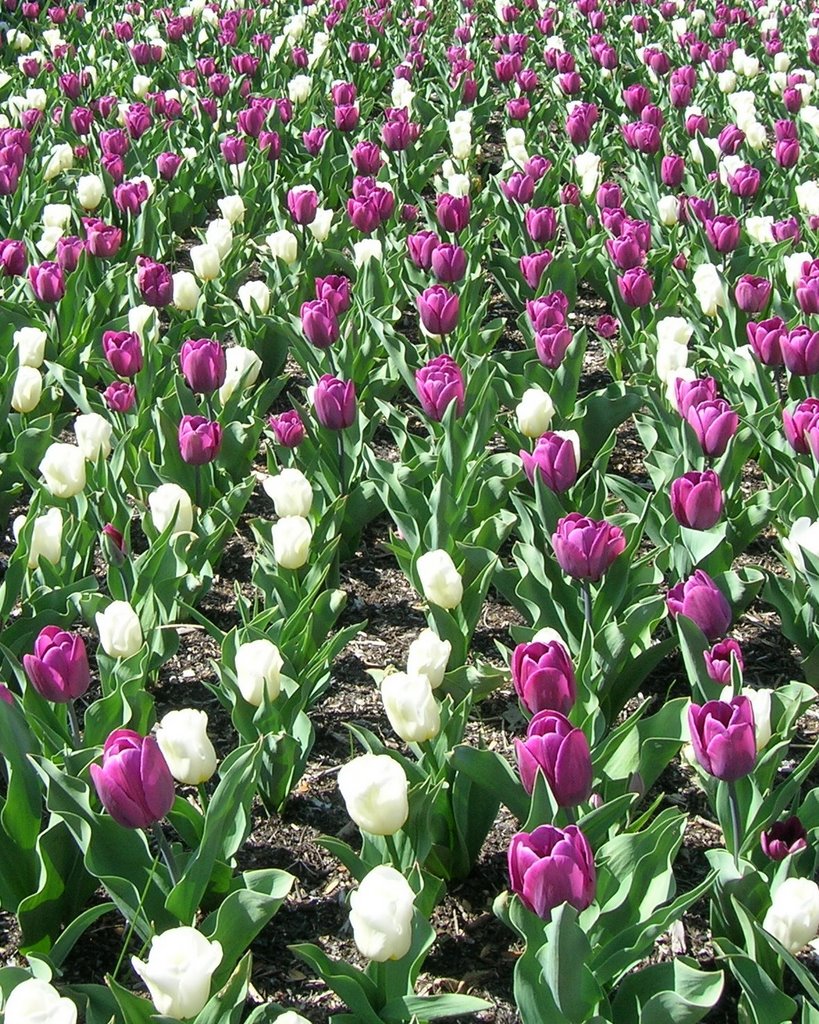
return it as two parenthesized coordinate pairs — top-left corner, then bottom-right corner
(552, 513), (626, 581)
(90, 728), (174, 828)
(670, 470), (723, 530)
(762, 878), (819, 953)
(23, 625), (90, 702)
(312, 374), (356, 430)
(761, 817), (808, 861)
(704, 638), (743, 685)
(237, 280), (271, 315)
(268, 410), (305, 448)
(179, 339), (226, 394)
(148, 483), (193, 536)
(516, 388), (555, 437)
(416, 549), (463, 609)
(271, 515), (311, 569)
(13, 326), (47, 367)
(131, 926), (223, 1018)
(338, 753), (409, 835)
(406, 628), (451, 689)
(514, 710), (592, 804)
(266, 229), (299, 265)
(74, 412), (112, 461)
(190, 243), (221, 281)
(155, 709), (217, 785)
(687, 696), (756, 782)
(508, 824), (595, 920)
(520, 431), (579, 491)
(349, 865), (415, 962)
(415, 355), (465, 421)
(217, 195), (244, 225)
(39, 442), (86, 498)
(262, 467), (312, 517)
(11, 365), (42, 413)
(511, 639), (576, 715)
(3, 979), (78, 1024)
(219, 347), (262, 404)
(381, 671), (440, 743)
(178, 415), (222, 465)
(14, 506), (63, 569)
(172, 270), (201, 311)
(96, 600), (143, 659)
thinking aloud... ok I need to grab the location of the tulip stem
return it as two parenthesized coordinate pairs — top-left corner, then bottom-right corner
(774, 366), (784, 404)
(111, 851), (160, 983)
(383, 832), (401, 869)
(727, 780), (742, 871)
(67, 700), (82, 748)
(152, 823), (179, 887)
(195, 465), (204, 514)
(51, 308), (63, 354)
(337, 434), (346, 496)
(197, 783), (210, 814)
(582, 581), (593, 631)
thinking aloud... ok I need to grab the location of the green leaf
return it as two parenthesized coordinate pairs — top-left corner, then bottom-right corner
(539, 904), (603, 1022)
(380, 994), (492, 1021)
(611, 957), (724, 1024)
(289, 943), (383, 1024)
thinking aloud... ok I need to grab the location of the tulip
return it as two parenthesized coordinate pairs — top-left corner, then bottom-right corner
(312, 375), (356, 430)
(75, 412), (112, 461)
(300, 299), (339, 348)
(667, 570), (731, 639)
(155, 709), (217, 785)
(287, 185), (318, 226)
(136, 256), (173, 307)
(520, 431), (579, 492)
(219, 348), (262, 404)
(39, 442), (86, 499)
(416, 549), (463, 609)
(23, 626), (90, 703)
(381, 671), (440, 743)
(511, 639), (576, 716)
(552, 513), (626, 582)
(685, 399), (739, 458)
(96, 600), (143, 659)
(338, 754), (409, 835)
(761, 817), (808, 861)
(673, 376), (719, 417)
(416, 285), (459, 337)
(670, 470), (724, 530)
(704, 638), (743, 685)
(508, 824), (596, 920)
(617, 267), (654, 307)
(190, 244), (220, 281)
(14, 506), (62, 569)
(263, 468), (312, 518)
(535, 325), (573, 369)
(525, 206), (557, 243)
(28, 261), (65, 302)
(11, 365), (41, 413)
(747, 317), (786, 367)
(13, 326), (47, 367)
(132, 927), (223, 1018)
(3, 979), (77, 1024)
(782, 327), (819, 376)
(415, 355), (465, 421)
(516, 388), (554, 438)
(105, 382), (136, 413)
(268, 410), (306, 448)
(687, 697), (756, 782)
(783, 399), (819, 454)
(720, 686), (772, 750)
(235, 638), (283, 706)
(179, 339), (226, 394)
(515, 710), (592, 804)
(431, 243), (467, 284)
(237, 280), (270, 315)
(763, 878), (819, 953)
(271, 515), (312, 569)
(349, 865), (415, 962)
(90, 729), (174, 828)
(148, 483), (193, 536)
(734, 275), (771, 314)
(102, 330), (142, 378)
(77, 172), (104, 208)
(406, 629), (451, 690)
(705, 216), (741, 254)
(178, 415), (222, 466)
(315, 275), (351, 316)
(267, 229), (298, 264)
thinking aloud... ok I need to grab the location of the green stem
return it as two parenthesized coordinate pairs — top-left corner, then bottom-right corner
(197, 783), (210, 814)
(337, 432), (346, 497)
(383, 832), (401, 869)
(67, 701), (81, 748)
(582, 580), (593, 631)
(111, 852), (160, 982)
(151, 823), (179, 887)
(728, 780), (742, 871)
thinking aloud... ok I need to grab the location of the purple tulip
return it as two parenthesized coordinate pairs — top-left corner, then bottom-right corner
(28, 261), (65, 303)
(727, 165), (761, 198)
(431, 243), (467, 284)
(136, 256), (173, 308)
(747, 317), (786, 367)
(520, 432), (578, 491)
(796, 260), (819, 315)
(178, 415), (222, 465)
(85, 219), (123, 259)
(667, 569), (731, 639)
(783, 398), (819, 454)
(704, 638), (744, 685)
(514, 710), (592, 804)
(734, 275), (771, 314)
(782, 327), (819, 376)
(511, 640), (576, 716)
(315, 274), (351, 315)
(595, 315), (619, 339)
(761, 817), (808, 861)
(0, 238), (27, 276)
(287, 186), (318, 226)
(351, 141), (383, 175)
(535, 325), (573, 369)
(104, 382), (136, 413)
(673, 376), (719, 417)
(617, 267), (654, 307)
(687, 696), (756, 782)
(407, 230), (440, 271)
(501, 171), (536, 204)
(527, 291), (569, 331)
(705, 216), (741, 254)
(685, 399), (738, 458)
(661, 154), (685, 187)
(416, 285), (459, 336)
(179, 338), (226, 394)
(773, 217), (801, 244)
(525, 206), (557, 243)
(300, 299), (340, 349)
(268, 409), (306, 447)
(90, 729), (175, 829)
(415, 354), (465, 421)
(436, 193), (471, 233)
(508, 824), (596, 920)
(113, 180), (148, 216)
(220, 135), (247, 165)
(718, 123), (745, 155)
(670, 470), (724, 530)
(102, 330), (142, 379)
(56, 236), (84, 273)
(552, 513), (626, 582)
(156, 151), (182, 180)
(23, 626), (91, 703)
(313, 374), (356, 430)
(519, 251), (553, 290)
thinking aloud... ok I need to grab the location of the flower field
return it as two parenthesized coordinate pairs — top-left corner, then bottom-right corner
(4, 0), (819, 1017)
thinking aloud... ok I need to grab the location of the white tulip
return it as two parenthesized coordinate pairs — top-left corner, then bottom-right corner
(74, 412), (112, 461)
(746, 216), (775, 245)
(172, 271), (201, 312)
(132, 74), (152, 98)
(763, 878), (819, 952)
(353, 239), (383, 267)
(574, 151), (601, 197)
(271, 516), (312, 569)
(782, 516), (819, 573)
(692, 263), (727, 317)
(381, 671), (440, 743)
(96, 601), (143, 659)
(205, 218), (233, 259)
(262, 468), (312, 517)
(338, 753), (409, 835)
(275, 1014), (312, 1024)
(3, 978), (77, 1024)
(42, 203), (72, 228)
(235, 638), (283, 706)
(349, 865), (416, 962)
(416, 549), (463, 609)
(190, 243), (221, 281)
(288, 74), (312, 103)
(308, 206), (334, 242)
(266, 229), (298, 265)
(132, 926), (223, 1019)
(217, 195), (245, 224)
(14, 507), (62, 569)
(11, 366), (42, 413)
(39, 443), (86, 499)
(784, 252), (814, 288)
(155, 709), (217, 785)
(796, 180), (819, 217)
(516, 388), (555, 438)
(13, 326), (48, 368)
(720, 685), (772, 749)
(237, 280), (271, 315)
(43, 143), (74, 181)
(218, 347), (262, 403)
(657, 194), (680, 227)
(148, 483), (194, 536)
(406, 629), (451, 689)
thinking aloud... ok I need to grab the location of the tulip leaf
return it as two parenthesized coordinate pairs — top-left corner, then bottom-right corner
(194, 952), (252, 1024)
(539, 904), (603, 1022)
(448, 745), (529, 823)
(106, 975), (155, 1024)
(712, 938), (796, 1024)
(289, 943), (383, 1024)
(610, 957), (724, 1024)
(381, 994), (493, 1021)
